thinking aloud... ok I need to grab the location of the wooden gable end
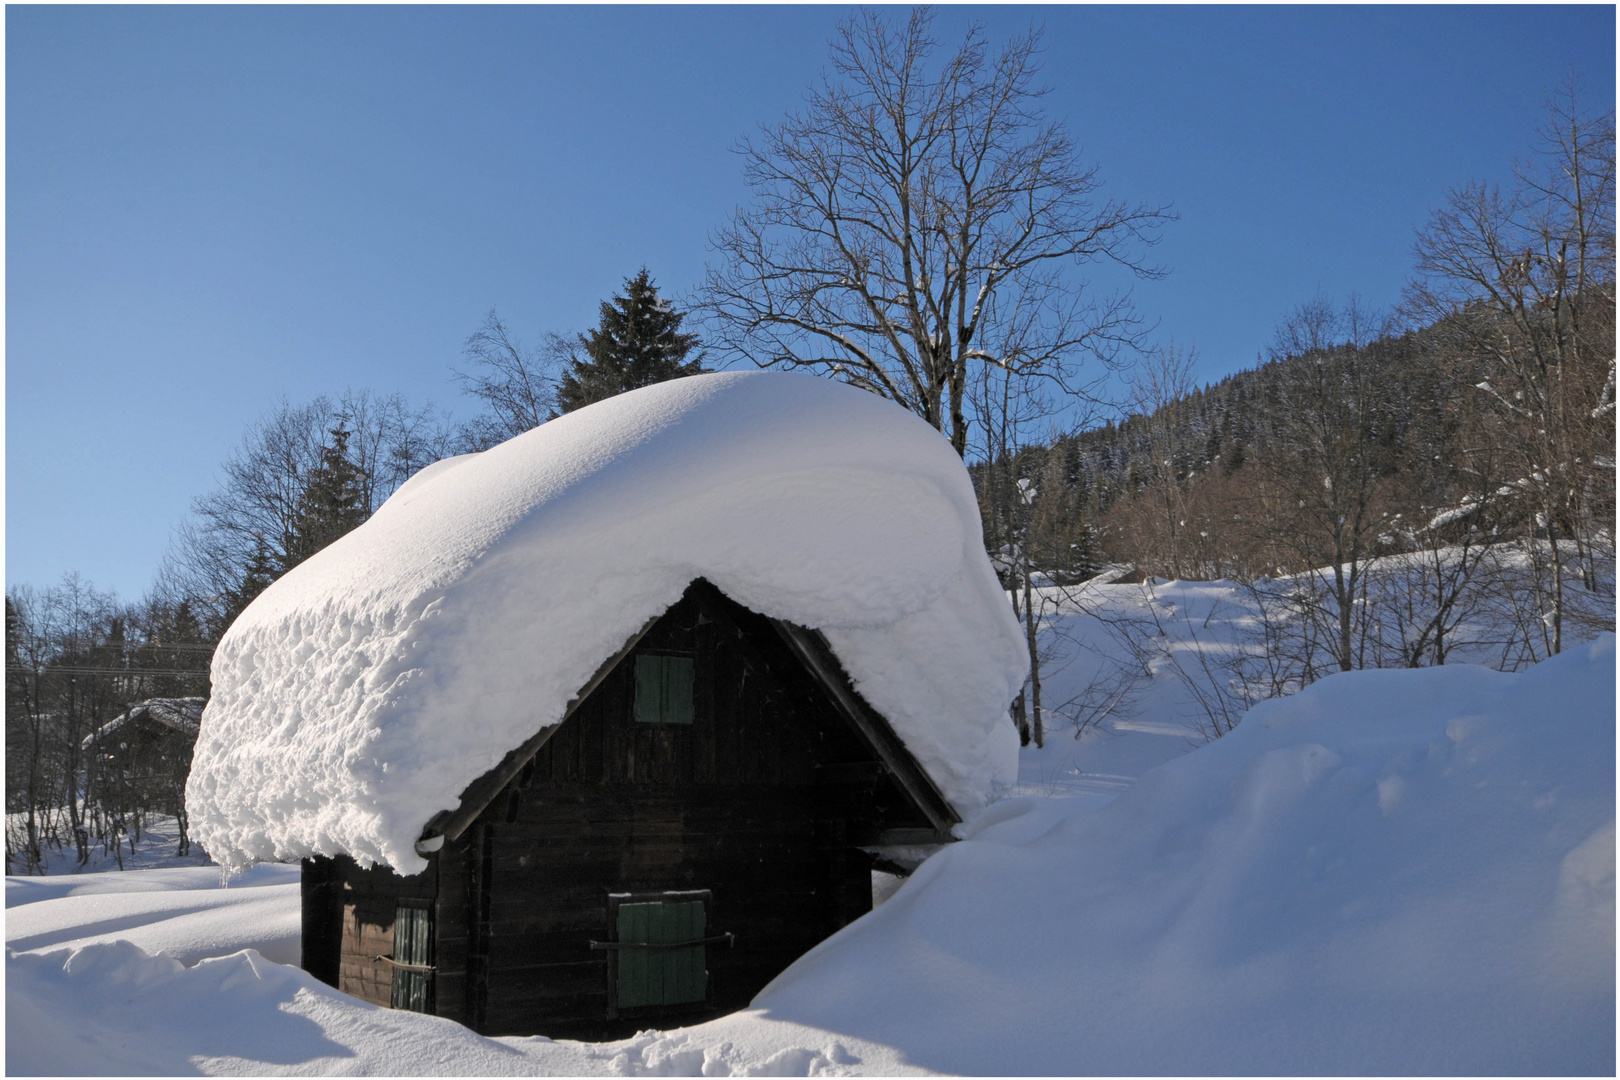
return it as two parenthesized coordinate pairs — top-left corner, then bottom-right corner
(419, 578), (956, 851)
(429, 581), (948, 1038)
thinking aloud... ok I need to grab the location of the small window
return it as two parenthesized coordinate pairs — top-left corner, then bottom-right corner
(607, 890), (716, 1009)
(635, 654), (694, 725)
(390, 901), (434, 1013)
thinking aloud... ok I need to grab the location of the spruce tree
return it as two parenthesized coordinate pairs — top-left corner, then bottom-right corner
(221, 535), (279, 630)
(556, 268), (702, 413)
(283, 424), (368, 570)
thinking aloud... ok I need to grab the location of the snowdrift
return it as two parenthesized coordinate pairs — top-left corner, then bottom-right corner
(755, 633), (1616, 1075)
(189, 373), (1026, 874)
(6, 864), (299, 969)
(13, 636), (1612, 1074)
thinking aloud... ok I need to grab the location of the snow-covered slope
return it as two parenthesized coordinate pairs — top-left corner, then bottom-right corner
(758, 632), (1614, 1074)
(1009, 553), (1615, 801)
(189, 373), (1026, 874)
(6, 864), (299, 968)
(14, 636), (1612, 1075)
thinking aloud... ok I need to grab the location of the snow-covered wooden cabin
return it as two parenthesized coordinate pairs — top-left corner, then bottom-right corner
(188, 372), (1026, 1039)
(83, 697), (204, 820)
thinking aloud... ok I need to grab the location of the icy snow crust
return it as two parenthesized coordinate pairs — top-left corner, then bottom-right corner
(188, 372), (1026, 874)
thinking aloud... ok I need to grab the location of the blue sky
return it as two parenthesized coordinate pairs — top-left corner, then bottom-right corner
(7, 5), (1615, 601)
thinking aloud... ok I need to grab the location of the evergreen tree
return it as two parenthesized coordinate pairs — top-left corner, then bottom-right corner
(556, 268), (702, 413)
(283, 424), (368, 570)
(221, 535), (278, 630)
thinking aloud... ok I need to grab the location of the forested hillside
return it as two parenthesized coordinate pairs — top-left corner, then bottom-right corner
(998, 299), (1611, 586)
(970, 90), (1614, 744)
(974, 293), (1614, 714)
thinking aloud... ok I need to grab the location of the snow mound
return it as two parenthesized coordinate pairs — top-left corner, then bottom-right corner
(189, 372), (1026, 874)
(754, 633), (1616, 1074)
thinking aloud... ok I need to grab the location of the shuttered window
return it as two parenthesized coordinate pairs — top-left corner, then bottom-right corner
(634, 654), (694, 725)
(615, 898), (708, 1008)
(390, 902), (433, 1013)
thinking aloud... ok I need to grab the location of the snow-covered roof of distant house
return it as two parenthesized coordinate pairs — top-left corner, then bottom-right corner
(83, 697), (206, 752)
(188, 372), (1027, 874)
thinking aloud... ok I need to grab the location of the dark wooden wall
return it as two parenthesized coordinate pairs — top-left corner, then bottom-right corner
(306, 581), (935, 1040)
(304, 854), (438, 1009)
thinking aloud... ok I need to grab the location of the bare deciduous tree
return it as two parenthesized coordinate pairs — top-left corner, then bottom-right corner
(1405, 81), (1616, 652)
(1250, 296), (1398, 673)
(970, 362), (1060, 745)
(160, 390), (453, 632)
(702, 7), (1172, 457)
(453, 310), (570, 450)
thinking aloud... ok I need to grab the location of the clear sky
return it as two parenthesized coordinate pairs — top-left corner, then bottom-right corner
(7, 4), (1615, 602)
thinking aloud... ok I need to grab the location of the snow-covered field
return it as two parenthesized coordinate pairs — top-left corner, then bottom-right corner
(1007, 578), (1248, 802)
(7, 863), (299, 969)
(9, 629), (1612, 1075)
(1010, 554), (1615, 800)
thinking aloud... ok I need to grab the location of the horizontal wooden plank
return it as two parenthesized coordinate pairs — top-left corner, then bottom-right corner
(488, 820), (823, 845)
(482, 887), (839, 928)
(485, 849), (833, 881)
(492, 803), (824, 831)
(481, 998), (615, 1037)
(487, 976), (613, 1005)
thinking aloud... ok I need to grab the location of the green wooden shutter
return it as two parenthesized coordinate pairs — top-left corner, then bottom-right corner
(616, 900), (707, 1007)
(634, 655), (694, 725)
(634, 655), (662, 725)
(617, 901), (653, 1008)
(662, 656), (694, 725)
(390, 904), (433, 1012)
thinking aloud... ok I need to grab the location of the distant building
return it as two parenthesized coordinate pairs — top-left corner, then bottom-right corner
(83, 697), (204, 821)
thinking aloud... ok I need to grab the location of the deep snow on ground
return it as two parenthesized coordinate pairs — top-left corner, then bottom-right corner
(9, 636), (1613, 1075)
(7, 944), (929, 1077)
(760, 635), (1615, 1075)
(1008, 578), (1258, 802)
(6, 863), (299, 968)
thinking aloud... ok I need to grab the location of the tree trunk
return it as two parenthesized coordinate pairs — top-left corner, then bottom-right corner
(1549, 512), (1565, 654)
(1022, 554), (1043, 748)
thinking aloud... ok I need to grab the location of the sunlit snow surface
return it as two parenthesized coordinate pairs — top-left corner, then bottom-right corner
(9, 636), (1613, 1075)
(189, 372), (1026, 875)
(6, 864), (299, 968)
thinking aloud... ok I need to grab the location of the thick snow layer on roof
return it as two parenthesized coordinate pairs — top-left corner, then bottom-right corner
(188, 372), (1026, 874)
